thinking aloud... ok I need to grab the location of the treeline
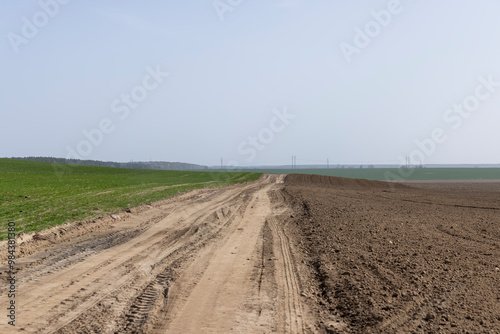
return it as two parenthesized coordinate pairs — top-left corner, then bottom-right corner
(9, 157), (209, 171)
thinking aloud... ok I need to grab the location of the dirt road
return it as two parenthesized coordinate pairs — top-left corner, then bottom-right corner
(0, 174), (310, 333)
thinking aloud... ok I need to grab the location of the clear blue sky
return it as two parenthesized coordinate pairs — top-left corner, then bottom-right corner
(1, 0), (499, 166)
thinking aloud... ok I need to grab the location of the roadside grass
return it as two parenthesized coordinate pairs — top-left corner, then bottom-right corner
(0, 159), (261, 240)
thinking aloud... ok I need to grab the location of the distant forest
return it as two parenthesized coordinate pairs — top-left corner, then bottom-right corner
(9, 157), (209, 171)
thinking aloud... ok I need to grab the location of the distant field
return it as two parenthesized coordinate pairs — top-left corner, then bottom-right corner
(0, 159), (261, 240)
(236, 168), (500, 181)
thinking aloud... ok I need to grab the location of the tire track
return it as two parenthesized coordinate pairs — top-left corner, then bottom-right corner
(268, 216), (305, 334)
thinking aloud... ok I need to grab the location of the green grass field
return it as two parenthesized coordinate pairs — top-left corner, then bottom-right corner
(0, 159), (261, 241)
(237, 168), (500, 181)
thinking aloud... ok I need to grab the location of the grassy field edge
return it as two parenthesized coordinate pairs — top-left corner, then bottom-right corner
(0, 159), (261, 240)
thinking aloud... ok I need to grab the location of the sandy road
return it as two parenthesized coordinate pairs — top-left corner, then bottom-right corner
(0, 174), (308, 333)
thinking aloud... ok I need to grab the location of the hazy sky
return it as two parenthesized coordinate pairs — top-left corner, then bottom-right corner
(1, 0), (499, 166)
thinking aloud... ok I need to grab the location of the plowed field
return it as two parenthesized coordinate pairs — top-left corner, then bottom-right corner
(283, 174), (500, 333)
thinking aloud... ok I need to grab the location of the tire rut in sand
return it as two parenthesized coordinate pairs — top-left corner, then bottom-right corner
(122, 270), (173, 333)
(269, 215), (305, 334)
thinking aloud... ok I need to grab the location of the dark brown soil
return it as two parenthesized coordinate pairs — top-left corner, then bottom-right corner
(282, 174), (500, 333)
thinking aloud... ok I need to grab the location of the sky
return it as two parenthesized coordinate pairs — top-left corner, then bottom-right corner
(1, 0), (499, 167)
